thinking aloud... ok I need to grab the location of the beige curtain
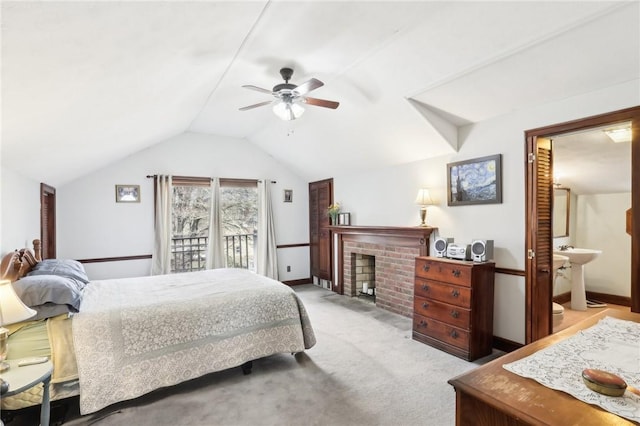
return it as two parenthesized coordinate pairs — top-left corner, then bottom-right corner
(151, 175), (172, 275)
(257, 179), (278, 279)
(206, 177), (225, 269)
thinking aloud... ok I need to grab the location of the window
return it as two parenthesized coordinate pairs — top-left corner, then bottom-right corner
(170, 177), (257, 273)
(221, 181), (258, 270)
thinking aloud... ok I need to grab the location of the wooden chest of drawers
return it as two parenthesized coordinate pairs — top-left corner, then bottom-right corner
(413, 256), (495, 361)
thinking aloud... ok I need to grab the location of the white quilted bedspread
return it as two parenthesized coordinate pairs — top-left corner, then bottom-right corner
(73, 268), (316, 414)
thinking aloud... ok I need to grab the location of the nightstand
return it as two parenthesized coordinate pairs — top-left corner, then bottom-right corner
(0, 359), (52, 426)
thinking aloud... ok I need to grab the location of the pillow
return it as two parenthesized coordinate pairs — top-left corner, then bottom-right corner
(27, 259), (90, 284)
(29, 303), (73, 321)
(12, 275), (85, 312)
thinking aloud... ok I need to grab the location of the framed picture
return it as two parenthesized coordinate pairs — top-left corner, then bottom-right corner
(447, 154), (502, 206)
(284, 189), (293, 203)
(338, 212), (351, 225)
(115, 185), (140, 203)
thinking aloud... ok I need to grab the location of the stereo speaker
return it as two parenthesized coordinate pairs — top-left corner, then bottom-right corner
(434, 237), (454, 257)
(471, 239), (494, 262)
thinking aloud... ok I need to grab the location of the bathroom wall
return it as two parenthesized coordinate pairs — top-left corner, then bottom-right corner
(554, 192), (631, 298)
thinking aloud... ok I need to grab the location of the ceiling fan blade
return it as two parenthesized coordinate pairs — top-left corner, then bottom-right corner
(239, 100), (273, 111)
(293, 78), (324, 96)
(304, 97), (339, 109)
(242, 85), (273, 95)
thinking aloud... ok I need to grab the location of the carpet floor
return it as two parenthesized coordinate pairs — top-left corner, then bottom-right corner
(8, 284), (504, 426)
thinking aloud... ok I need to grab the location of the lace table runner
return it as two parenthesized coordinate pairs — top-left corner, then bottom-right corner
(504, 316), (640, 423)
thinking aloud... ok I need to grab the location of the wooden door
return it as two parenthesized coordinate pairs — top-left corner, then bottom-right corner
(40, 183), (56, 259)
(309, 179), (333, 283)
(525, 137), (553, 342)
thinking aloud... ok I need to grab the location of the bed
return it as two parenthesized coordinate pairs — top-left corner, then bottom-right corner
(0, 241), (316, 416)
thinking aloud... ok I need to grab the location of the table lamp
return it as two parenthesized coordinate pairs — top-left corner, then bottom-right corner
(0, 279), (36, 372)
(415, 188), (433, 227)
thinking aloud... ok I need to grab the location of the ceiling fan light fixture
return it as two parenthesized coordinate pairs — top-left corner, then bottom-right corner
(273, 101), (305, 121)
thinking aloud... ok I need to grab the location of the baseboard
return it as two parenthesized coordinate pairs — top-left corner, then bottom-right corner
(585, 291), (631, 307)
(492, 336), (523, 353)
(282, 278), (312, 286)
(553, 292), (571, 305)
(553, 291), (631, 307)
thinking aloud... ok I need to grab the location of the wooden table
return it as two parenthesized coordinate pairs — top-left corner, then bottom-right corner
(448, 309), (639, 425)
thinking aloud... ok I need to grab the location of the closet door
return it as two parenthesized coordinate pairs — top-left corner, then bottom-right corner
(525, 137), (553, 342)
(40, 183), (56, 259)
(309, 179), (333, 282)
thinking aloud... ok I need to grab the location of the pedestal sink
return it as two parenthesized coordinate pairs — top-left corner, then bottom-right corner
(553, 254), (569, 271)
(553, 248), (602, 311)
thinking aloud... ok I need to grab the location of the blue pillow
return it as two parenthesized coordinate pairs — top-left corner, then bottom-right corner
(27, 259), (90, 284)
(29, 303), (73, 321)
(13, 274), (85, 312)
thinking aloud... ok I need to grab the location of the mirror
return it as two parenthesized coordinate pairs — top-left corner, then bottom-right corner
(553, 187), (570, 238)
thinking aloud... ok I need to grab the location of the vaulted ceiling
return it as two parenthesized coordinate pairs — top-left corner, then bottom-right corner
(2, 1), (638, 187)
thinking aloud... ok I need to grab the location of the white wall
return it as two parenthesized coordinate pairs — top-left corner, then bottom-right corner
(56, 132), (310, 281)
(0, 167), (41, 255)
(553, 192), (631, 298)
(333, 79), (639, 344)
(576, 192), (631, 296)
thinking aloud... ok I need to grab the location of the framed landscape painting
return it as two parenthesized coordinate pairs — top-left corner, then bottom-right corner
(447, 154), (502, 206)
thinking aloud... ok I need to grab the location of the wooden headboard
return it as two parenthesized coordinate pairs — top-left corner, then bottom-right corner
(0, 239), (42, 282)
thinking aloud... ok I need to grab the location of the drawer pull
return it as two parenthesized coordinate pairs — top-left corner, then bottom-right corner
(451, 289), (460, 298)
(450, 330), (459, 339)
(421, 284), (429, 292)
(422, 302), (429, 309)
(452, 269), (461, 277)
(422, 264), (431, 272)
(418, 320), (428, 328)
(450, 310), (459, 319)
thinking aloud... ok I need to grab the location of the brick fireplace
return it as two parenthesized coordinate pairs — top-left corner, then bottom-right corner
(331, 226), (435, 317)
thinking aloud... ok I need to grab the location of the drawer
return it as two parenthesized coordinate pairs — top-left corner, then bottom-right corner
(414, 296), (470, 329)
(414, 278), (471, 307)
(413, 314), (470, 350)
(415, 258), (472, 287)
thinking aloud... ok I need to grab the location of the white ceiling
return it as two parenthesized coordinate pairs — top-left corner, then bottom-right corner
(1, 1), (638, 187)
(553, 124), (632, 195)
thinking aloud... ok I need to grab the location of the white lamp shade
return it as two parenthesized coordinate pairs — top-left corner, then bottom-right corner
(415, 188), (433, 205)
(273, 101), (305, 121)
(0, 279), (36, 326)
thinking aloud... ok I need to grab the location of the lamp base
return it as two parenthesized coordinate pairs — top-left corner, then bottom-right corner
(418, 206), (428, 227)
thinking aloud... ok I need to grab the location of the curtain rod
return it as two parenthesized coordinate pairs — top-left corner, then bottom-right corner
(146, 175), (276, 183)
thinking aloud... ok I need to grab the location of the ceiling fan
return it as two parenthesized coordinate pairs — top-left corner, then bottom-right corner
(239, 67), (339, 121)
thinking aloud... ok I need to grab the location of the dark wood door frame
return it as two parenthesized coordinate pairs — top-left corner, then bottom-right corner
(309, 178), (334, 287)
(525, 106), (640, 343)
(40, 183), (56, 259)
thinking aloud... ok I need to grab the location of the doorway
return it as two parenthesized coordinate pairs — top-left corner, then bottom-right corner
(309, 178), (334, 289)
(40, 183), (56, 259)
(525, 106), (640, 343)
